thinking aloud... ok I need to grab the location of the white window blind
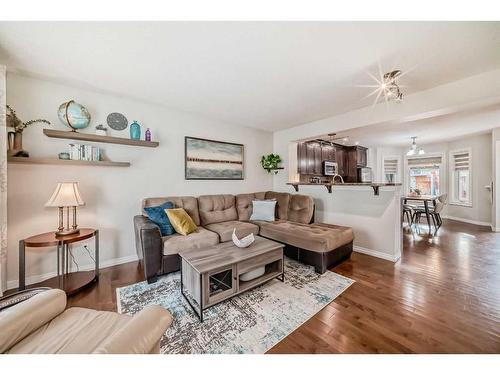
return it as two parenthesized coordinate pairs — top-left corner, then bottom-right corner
(407, 156), (442, 167)
(452, 152), (470, 170)
(383, 159), (398, 174)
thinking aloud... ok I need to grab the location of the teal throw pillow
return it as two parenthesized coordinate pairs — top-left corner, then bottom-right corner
(144, 201), (174, 236)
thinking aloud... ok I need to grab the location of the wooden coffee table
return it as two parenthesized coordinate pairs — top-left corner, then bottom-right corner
(180, 236), (284, 322)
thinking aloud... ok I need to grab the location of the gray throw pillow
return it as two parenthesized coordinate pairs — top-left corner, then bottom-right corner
(250, 199), (277, 221)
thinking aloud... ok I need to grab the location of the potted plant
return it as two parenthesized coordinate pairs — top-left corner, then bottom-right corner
(6, 104), (51, 157)
(261, 153), (283, 174)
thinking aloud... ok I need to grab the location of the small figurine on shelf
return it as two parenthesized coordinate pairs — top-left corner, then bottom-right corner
(145, 128), (152, 142)
(95, 124), (107, 136)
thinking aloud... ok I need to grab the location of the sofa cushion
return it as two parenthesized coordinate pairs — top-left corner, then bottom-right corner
(249, 199), (276, 221)
(204, 221), (260, 242)
(143, 201), (175, 236)
(287, 194), (314, 224)
(165, 208), (198, 236)
(198, 194), (238, 225)
(235, 192), (266, 221)
(143, 196), (200, 226)
(162, 227), (219, 256)
(7, 307), (130, 354)
(265, 191), (290, 220)
(256, 220), (353, 253)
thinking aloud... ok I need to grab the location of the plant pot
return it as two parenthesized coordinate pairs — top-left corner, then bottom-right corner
(8, 132), (29, 157)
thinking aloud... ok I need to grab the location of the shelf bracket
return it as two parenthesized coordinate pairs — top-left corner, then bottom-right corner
(325, 185), (332, 194)
(291, 184), (299, 192)
(372, 186), (380, 196)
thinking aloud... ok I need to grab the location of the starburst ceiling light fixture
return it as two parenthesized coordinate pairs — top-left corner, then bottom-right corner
(407, 136), (425, 156)
(382, 70), (404, 102)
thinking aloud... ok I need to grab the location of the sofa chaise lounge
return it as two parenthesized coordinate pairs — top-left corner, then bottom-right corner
(134, 191), (354, 283)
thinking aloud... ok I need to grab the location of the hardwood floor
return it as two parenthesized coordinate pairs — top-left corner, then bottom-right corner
(36, 219), (500, 353)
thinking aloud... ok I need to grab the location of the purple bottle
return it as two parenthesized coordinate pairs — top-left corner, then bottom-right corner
(145, 128), (152, 142)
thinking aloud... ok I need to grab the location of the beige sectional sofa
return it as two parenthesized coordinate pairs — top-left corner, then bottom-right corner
(134, 191), (354, 283)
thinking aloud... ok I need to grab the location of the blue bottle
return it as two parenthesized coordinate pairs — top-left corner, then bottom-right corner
(130, 120), (141, 140)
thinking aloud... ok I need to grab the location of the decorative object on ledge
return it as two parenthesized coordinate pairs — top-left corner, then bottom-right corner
(6, 104), (52, 157)
(145, 128), (152, 141)
(95, 124), (107, 136)
(232, 228), (255, 248)
(185, 136), (244, 180)
(57, 100), (91, 131)
(129, 120), (141, 140)
(286, 182), (402, 196)
(45, 182), (85, 236)
(261, 153), (283, 174)
(8, 157), (130, 167)
(43, 129), (159, 147)
(107, 112), (128, 131)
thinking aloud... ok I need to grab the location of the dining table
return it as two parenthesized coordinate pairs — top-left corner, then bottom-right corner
(402, 195), (438, 234)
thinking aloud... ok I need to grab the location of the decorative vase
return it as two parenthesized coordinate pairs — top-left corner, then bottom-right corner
(145, 128), (151, 142)
(8, 132), (29, 157)
(130, 121), (141, 140)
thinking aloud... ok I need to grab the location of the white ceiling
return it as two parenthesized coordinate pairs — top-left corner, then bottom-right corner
(317, 105), (500, 148)
(1, 22), (500, 131)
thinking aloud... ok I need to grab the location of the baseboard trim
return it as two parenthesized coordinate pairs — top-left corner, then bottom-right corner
(7, 254), (138, 290)
(441, 215), (492, 228)
(353, 245), (400, 262)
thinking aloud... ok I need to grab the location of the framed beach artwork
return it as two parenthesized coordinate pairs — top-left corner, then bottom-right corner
(185, 136), (244, 180)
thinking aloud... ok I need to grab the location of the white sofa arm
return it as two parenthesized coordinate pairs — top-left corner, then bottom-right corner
(0, 289), (67, 353)
(93, 305), (173, 354)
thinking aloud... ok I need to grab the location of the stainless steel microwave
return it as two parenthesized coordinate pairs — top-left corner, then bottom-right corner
(323, 161), (338, 176)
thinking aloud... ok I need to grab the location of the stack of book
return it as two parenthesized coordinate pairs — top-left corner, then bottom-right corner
(68, 143), (102, 161)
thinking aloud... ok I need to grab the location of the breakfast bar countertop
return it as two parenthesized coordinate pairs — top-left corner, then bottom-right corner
(286, 182), (402, 195)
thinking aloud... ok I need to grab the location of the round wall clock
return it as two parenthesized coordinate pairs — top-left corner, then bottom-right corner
(106, 112), (128, 130)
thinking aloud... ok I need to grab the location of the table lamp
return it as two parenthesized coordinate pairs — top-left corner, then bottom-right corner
(45, 182), (85, 236)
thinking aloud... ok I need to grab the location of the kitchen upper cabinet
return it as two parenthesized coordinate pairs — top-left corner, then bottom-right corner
(313, 143), (322, 174)
(297, 141), (364, 177)
(334, 145), (346, 176)
(297, 142), (308, 174)
(321, 145), (335, 162)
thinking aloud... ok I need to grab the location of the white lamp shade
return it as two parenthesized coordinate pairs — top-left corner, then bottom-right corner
(45, 182), (85, 207)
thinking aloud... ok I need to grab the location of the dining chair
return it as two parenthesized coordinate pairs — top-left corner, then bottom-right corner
(413, 193), (447, 234)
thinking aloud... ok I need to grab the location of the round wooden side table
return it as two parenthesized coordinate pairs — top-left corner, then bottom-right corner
(19, 228), (99, 295)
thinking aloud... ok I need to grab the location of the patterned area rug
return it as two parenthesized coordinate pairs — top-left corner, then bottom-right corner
(116, 258), (354, 354)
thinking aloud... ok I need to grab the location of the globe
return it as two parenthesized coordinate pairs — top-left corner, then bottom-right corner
(57, 100), (91, 131)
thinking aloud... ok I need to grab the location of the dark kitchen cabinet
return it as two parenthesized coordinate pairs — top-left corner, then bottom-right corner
(334, 145), (346, 176)
(345, 146), (369, 182)
(297, 142), (308, 174)
(321, 145), (335, 162)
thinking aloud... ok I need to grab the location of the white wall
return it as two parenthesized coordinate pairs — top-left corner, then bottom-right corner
(6, 73), (274, 287)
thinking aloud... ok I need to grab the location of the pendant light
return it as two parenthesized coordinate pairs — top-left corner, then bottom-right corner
(407, 136), (425, 156)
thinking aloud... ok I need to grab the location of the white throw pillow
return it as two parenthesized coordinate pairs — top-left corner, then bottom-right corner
(250, 199), (276, 221)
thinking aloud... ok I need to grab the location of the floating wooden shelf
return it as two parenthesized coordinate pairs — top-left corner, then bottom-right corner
(8, 157), (130, 167)
(43, 129), (159, 148)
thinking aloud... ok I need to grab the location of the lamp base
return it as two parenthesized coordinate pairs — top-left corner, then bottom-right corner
(55, 228), (80, 237)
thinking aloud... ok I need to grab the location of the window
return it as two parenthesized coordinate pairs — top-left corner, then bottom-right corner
(383, 158), (399, 183)
(450, 149), (472, 206)
(407, 156), (442, 195)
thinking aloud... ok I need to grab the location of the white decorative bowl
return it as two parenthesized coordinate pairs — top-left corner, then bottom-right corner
(232, 228), (255, 248)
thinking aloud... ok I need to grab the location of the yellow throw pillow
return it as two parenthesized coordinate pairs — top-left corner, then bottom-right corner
(165, 208), (197, 236)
